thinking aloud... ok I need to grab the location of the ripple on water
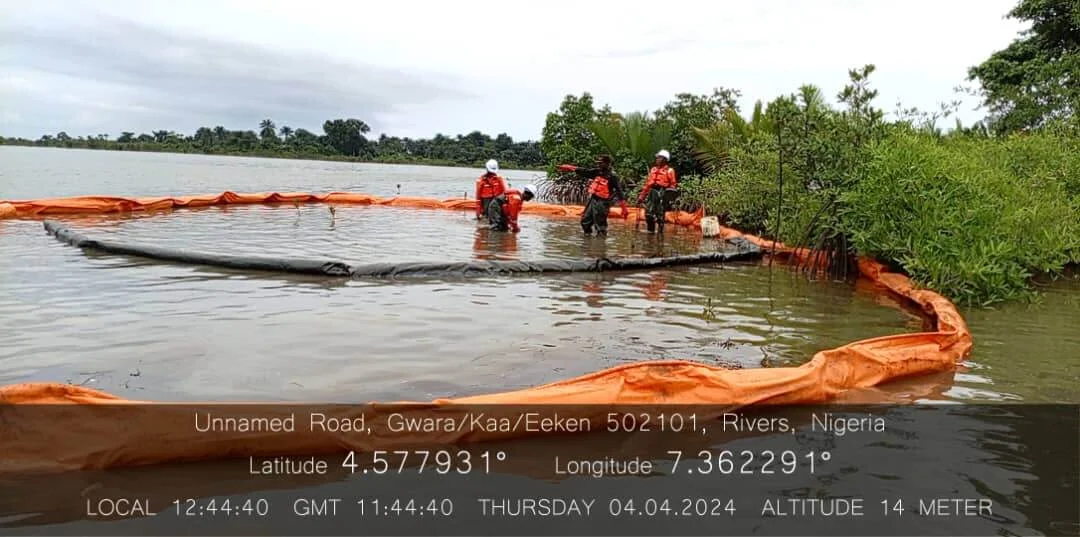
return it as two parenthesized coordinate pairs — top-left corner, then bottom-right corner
(4, 149), (1078, 404)
(0, 194), (1051, 403)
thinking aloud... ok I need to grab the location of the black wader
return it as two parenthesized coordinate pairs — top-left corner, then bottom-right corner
(645, 188), (680, 233)
(479, 197), (495, 221)
(644, 188), (664, 233)
(574, 167), (623, 236)
(487, 194), (510, 232)
(581, 195), (612, 235)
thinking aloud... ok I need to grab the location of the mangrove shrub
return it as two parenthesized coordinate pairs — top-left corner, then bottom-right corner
(842, 129), (1080, 306)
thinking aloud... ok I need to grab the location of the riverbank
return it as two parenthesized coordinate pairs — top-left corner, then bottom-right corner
(0, 106), (1073, 537)
(686, 121), (1080, 307)
(2, 149), (1077, 403)
(537, 67), (1080, 307)
(0, 141), (548, 172)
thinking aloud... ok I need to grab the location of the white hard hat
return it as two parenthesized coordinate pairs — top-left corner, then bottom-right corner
(522, 184), (537, 198)
(656, 150), (671, 160)
(485, 159), (499, 173)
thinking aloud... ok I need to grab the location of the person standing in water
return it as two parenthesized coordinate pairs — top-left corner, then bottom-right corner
(475, 159), (508, 221)
(637, 150), (678, 234)
(557, 154), (628, 236)
(487, 184), (537, 233)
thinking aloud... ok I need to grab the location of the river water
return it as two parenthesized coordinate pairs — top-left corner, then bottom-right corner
(1, 146), (1077, 536)
(1, 146), (1077, 403)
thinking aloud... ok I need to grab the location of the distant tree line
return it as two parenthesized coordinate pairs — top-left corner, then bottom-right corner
(0, 118), (546, 170)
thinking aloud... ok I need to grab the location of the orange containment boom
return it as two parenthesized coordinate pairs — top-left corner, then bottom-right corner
(0, 190), (705, 226)
(0, 191), (973, 474)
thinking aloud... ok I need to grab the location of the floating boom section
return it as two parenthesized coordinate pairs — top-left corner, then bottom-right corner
(0, 191), (703, 226)
(42, 220), (762, 278)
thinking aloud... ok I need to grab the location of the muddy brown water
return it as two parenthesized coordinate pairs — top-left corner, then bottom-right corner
(1, 146), (1077, 403)
(1, 147), (1077, 536)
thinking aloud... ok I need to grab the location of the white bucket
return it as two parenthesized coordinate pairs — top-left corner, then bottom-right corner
(701, 216), (721, 238)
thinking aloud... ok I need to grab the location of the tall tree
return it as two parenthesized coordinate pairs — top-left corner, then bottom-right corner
(654, 89), (741, 177)
(193, 127), (214, 149)
(968, 0), (1079, 133)
(291, 128), (319, 150)
(589, 111), (673, 182)
(493, 133), (513, 152)
(259, 119), (278, 141)
(539, 93), (606, 173)
(322, 118), (371, 156)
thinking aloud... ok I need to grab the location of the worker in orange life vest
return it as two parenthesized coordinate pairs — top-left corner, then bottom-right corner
(557, 154), (628, 235)
(475, 159), (508, 221)
(637, 149), (678, 233)
(487, 184), (537, 233)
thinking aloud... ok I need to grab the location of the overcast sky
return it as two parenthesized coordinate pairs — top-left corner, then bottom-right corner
(1, 0), (1026, 141)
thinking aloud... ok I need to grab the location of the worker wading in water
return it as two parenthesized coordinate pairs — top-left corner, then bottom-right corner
(487, 184), (537, 233)
(475, 159), (508, 221)
(637, 150), (678, 234)
(557, 154), (628, 235)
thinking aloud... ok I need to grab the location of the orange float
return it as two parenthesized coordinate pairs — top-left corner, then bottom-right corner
(0, 190), (705, 225)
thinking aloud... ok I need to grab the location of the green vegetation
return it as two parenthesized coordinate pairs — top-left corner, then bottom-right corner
(538, 0), (1079, 306)
(843, 125), (1078, 305)
(0, 118), (546, 170)
(967, 0), (1079, 134)
(537, 90), (733, 202)
(1, 0), (1074, 306)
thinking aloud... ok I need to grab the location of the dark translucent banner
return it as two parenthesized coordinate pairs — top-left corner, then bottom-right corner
(0, 404), (1076, 536)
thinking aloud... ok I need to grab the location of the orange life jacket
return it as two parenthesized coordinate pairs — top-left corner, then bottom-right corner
(503, 189), (523, 216)
(588, 176), (611, 200)
(640, 165), (677, 199)
(500, 189), (524, 232)
(476, 174), (507, 200)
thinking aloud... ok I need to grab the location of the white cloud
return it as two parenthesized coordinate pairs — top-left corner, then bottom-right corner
(0, 0), (1027, 140)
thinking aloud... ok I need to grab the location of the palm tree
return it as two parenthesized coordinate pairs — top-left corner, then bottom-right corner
(591, 112), (672, 159)
(691, 100), (776, 173)
(279, 125), (293, 142)
(588, 111), (673, 178)
(540, 111), (673, 203)
(259, 119), (277, 141)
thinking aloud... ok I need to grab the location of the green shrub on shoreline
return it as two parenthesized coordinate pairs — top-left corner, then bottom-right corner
(843, 129), (1079, 305)
(538, 68), (1078, 306)
(532, 0), (1079, 306)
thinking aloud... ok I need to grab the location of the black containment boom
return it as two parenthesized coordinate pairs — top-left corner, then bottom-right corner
(43, 220), (762, 279)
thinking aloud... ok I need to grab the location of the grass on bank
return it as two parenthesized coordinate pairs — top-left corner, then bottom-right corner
(685, 122), (1080, 307)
